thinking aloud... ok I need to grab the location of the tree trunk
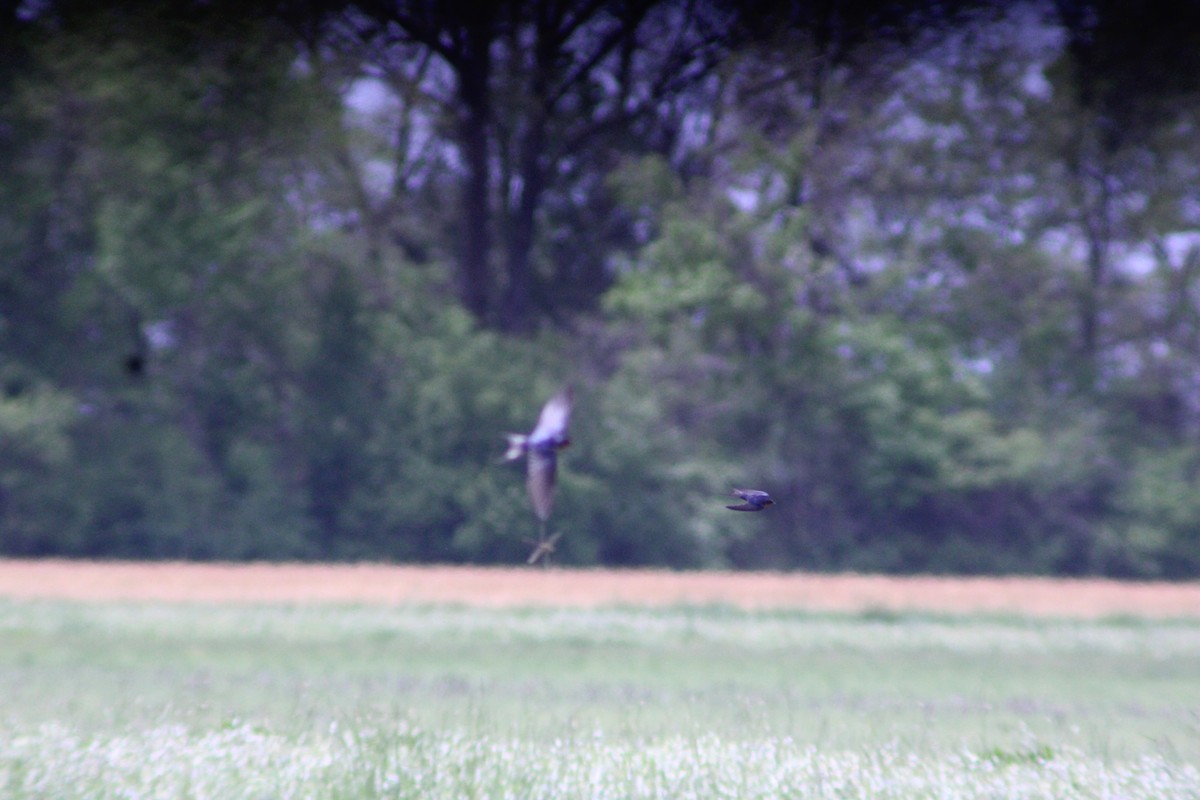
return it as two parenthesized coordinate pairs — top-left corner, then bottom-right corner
(456, 12), (495, 322)
(500, 118), (546, 333)
(1076, 166), (1112, 393)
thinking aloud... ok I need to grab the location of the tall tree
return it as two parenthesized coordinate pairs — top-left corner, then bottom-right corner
(333, 0), (728, 331)
(1049, 0), (1200, 390)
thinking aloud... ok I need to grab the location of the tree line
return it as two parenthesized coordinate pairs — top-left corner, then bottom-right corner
(2, 0), (1200, 576)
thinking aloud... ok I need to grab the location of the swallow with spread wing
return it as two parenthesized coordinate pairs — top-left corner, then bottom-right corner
(726, 488), (775, 511)
(524, 531), (562, 565)
(504, 387), (573, 522)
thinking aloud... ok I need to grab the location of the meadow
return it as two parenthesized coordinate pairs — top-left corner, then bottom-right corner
(1, 566), (1199, 798)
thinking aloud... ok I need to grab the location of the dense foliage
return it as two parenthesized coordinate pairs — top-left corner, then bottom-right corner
(2, 0), (1200, 575)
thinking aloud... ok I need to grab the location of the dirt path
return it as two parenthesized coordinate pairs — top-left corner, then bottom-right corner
(2, 559), (1199, 617)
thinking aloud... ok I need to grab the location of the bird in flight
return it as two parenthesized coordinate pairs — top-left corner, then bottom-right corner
(504, 386), (573, 522)
(726, 488), (775, 511)
(524, 532), (562, 566)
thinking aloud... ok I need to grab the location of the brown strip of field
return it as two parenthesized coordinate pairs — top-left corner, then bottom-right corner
(1, 559), (1199, 617)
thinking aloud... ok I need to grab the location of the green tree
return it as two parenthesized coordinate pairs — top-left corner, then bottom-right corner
(325, 0), (730, 331)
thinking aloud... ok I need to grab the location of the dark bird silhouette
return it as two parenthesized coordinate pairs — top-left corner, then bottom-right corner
(726, 488), (775, 511)
(504, 386), (573, 522)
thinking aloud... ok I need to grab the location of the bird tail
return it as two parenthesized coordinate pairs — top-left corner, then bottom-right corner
(503, 434), (528, 461)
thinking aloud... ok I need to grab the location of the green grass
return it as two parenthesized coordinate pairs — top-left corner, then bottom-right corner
(1, 599), (1199, 797)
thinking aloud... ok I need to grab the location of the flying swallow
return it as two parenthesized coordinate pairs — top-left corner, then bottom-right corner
(504, 386), (573, 521)
(726, 488), (775, 511)
(524, 532), (562, 565)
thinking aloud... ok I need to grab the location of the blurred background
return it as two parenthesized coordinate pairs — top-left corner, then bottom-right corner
(2, 0), (1199, 576)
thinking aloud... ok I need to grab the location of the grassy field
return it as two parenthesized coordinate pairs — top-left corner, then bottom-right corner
(1, 596), (1199, 798)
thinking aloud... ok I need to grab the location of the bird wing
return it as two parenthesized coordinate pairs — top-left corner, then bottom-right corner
(726, 502), (761, 511)
(528, 387), (573, 446)
(732, 488), (769, 502)
(526, 446), (558, 521)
